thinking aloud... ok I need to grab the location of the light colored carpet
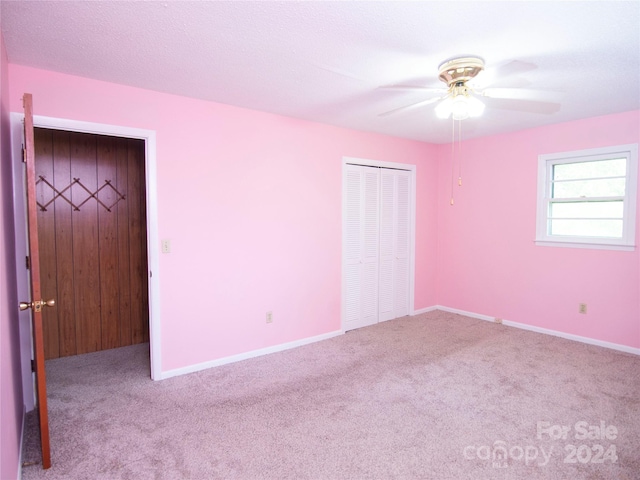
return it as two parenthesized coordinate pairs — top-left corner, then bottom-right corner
(21, 310), (640, 479)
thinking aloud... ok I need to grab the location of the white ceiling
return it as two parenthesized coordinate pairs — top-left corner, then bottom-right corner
(1, 1), (639, 144)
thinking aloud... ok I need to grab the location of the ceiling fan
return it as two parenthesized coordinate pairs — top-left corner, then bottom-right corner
(378, 56), (561, 119)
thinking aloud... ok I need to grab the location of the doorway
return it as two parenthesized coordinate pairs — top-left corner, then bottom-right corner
(12, 113), (161, 410)
(34, 128), (149, 359)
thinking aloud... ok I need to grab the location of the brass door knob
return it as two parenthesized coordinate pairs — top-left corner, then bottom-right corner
(19, 299), (56, 312)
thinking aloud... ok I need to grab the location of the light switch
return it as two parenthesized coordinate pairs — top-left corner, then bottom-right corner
(161, 239), (171, 254)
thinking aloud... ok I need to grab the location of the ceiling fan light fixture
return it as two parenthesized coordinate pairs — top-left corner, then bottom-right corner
(466, 95), (485, 118)
(451, 94), (470, 120)
(434, 97), (453, 119)
(435, 93), (484, 120)
(434, 75), (486, 120)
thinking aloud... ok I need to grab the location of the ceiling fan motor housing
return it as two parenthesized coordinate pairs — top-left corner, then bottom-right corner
(438, 57), (485, 87)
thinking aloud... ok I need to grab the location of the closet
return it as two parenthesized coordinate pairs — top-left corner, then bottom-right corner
(343, 162), (411, 331)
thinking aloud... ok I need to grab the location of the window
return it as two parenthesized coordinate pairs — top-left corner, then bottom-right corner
(536, 144), (638, 250)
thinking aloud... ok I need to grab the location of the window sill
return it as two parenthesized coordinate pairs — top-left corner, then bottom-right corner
(534, 239), (635, 252)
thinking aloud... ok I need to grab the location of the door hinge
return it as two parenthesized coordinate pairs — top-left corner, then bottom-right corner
(30, 359), (35, 372)
(25, 256), (30, 270)
(21, 145), (26, 163)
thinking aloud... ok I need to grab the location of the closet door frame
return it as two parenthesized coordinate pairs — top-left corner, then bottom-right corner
(341, 157), (416, 331)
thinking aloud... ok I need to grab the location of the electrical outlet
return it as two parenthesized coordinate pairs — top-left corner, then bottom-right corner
(579, 303), (587, 314)
(161, 239), (171, 254)
(266, 311), (273, 324)
(494, 317), (503, 324)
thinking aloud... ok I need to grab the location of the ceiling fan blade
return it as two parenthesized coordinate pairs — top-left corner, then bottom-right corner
(378, 96), (444, 117)
(483, 97), (561, 115)
(481, 88), (563, 103)
(471, 76), (531, 89)
(378, 84), (446, 93)
(472, 60), (538, 89)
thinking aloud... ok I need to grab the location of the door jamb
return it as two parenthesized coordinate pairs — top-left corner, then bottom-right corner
(11, 113), (161, 409)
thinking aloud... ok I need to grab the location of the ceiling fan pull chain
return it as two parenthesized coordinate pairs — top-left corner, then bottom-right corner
(458, 119), (463, 187)
(450, 116), (456, 206)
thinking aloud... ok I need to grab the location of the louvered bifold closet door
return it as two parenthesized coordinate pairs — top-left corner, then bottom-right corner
(378, 170), (396, 321)
(378, 170), (411, 321)
(393, 171), (411, 318)
(344, 165), (380, 330)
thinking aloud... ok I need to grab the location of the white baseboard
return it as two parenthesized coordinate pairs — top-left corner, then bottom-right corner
(436, 305), (496, 322)
(501, 318), (640, 355)
(159, 329), (344, 380)
(411, 305), (439, 315)
(160, 304), (638, 380)
(436, 305), (640, 356)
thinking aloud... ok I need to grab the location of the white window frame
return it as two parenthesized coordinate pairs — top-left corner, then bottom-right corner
(535, 144), (638, 251)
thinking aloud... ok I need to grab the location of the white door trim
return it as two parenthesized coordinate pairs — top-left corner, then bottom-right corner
(341, 156), (417, 331)
(11, 113), (161, 409)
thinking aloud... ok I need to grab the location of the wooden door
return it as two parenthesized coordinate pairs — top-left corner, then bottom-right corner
(21, 93), (52, 468)
(34, 128), (149, 359)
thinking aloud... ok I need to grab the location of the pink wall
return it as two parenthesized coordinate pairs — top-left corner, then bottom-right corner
(8, 65), (439, 372)
(5, 61), (637, 395)
(0, 32), (24, 480)
(436, 110), (640, 348)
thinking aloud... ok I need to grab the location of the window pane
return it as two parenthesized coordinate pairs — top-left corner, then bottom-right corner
(538, 144), (637, 248)
(550, 201), (623, 219)
(552, 178), (625, 198)
(553, 158), (626, 180)
(549, 219), (623, 238)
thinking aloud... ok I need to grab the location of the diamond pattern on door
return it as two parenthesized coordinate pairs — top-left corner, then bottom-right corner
(36, 176), (126, 212)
